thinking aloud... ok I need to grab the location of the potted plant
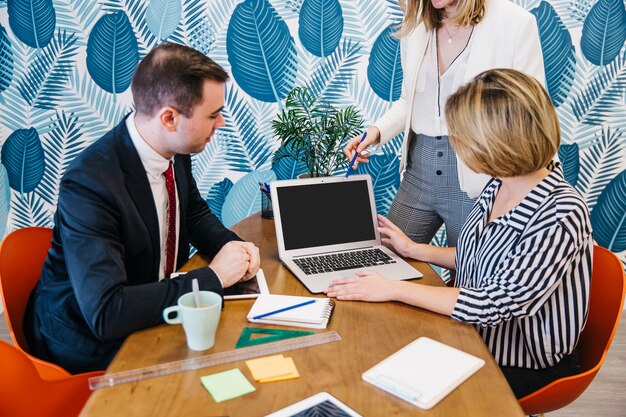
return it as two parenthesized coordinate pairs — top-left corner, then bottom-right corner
(272, 87), (364, 178)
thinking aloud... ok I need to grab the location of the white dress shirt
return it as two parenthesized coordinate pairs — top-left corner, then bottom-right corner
(126, 113), (180, 280)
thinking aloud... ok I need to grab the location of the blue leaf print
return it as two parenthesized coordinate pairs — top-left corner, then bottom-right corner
(0, 24), (14, 93)
(53, 0), (101, 41)
(168, 0), (209, 47)
(531, 1), (575, 107)
(7, 0), (56, 49)
(0, 163), (10, 238)
(206, 177), (233, 223)
(576, 127), (624, 211)
(571, 53), (626, 125)
(192, 137), (233, 199)
(220, 85), (276, 171)
(272, 145), (308, 180)
(101, 0), (158, 57)
(10, 192), (53, 229)
(581, 0), (626, 66)
(0, 128), (45, 194)
(0, 35), (54, 134)
(385, 132), (405, 157)
(308, 38), (361, 103)
(558, 143), (580, 187)
(367, 24), (402, 102)
(38, 111), (87, 206)
(298, 0), (343, 58)
(87, 11), (140, 94)
(347, 73), (393, 124)
(1, 85), (54, 135)
(341, 0), (390, 52)
(356, 152), (400, 215)
(222, 170), (277, 228)
(227, 0), (297, 103)
(146, 0), (182, 40)
(17, 30), (79, 110)
(384, 0), (404, 20)
(63, 67), (131, 140)
(591, 170), (626, 252)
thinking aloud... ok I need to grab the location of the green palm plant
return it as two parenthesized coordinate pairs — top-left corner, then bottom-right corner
(272, 87), (364, 177)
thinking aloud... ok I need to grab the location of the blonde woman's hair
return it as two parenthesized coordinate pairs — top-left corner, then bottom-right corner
(396, 0), (485, 36)
(445, 69), (559, 178)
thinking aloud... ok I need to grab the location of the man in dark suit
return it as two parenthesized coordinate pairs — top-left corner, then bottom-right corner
(24, 44), (260, 374)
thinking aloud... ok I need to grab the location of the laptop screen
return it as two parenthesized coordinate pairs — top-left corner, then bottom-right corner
(276, 179), (376, 250)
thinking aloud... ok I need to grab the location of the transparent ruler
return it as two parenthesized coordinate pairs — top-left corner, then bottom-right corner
(89, 331), (341, 390)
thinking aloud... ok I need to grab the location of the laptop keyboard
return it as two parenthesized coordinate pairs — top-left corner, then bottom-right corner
(293, 248), (397, 275)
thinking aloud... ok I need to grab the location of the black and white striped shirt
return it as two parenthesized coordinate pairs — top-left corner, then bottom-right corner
(452, 163), (592, 369)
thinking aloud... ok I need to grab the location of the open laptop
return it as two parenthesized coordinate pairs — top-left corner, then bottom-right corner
(270, 174), (422, 293)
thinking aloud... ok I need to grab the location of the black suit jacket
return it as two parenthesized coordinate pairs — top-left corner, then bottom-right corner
(25, 118), (240, 373)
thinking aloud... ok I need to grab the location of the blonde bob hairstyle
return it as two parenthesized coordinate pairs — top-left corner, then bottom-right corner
(396, 0), (485, 36)
(445, 69), (559, 178)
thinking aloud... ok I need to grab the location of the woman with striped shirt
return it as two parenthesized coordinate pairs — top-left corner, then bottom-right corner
(325, 69), (593, 398)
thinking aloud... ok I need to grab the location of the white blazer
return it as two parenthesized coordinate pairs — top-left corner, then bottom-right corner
(373, 0), (545, 198)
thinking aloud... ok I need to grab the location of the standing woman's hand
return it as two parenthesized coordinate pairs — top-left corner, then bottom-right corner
(343, 127), (380, 170)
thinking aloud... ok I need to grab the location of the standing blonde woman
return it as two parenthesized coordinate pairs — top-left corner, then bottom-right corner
(345, 0), (545, 250)
(329, 69), (591, 398)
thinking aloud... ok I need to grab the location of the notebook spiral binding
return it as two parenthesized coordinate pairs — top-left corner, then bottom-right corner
(322, 299), (336, 323)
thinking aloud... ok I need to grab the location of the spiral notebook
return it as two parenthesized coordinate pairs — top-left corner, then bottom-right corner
(247, 295), (335, 329)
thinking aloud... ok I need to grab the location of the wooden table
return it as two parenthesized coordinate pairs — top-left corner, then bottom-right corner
(80, 213), (523, 417)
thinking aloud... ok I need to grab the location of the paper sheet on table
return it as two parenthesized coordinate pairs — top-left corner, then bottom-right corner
(200, 368), (256, 402)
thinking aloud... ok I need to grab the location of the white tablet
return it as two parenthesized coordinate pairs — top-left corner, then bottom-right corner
(224, 268), (270, 300)
(265, 392), (362, 417)
(362, 337), (485, 409)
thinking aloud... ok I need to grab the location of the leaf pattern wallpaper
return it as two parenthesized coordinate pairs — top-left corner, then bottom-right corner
(0, 0), (625, 266)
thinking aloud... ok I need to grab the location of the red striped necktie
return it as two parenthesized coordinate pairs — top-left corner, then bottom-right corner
(163, 161), (177, 278)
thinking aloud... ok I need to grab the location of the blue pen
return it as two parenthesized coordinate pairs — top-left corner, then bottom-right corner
(253, 299), (316, 320)
(263, 182), (270, 192)
(344, 132), (367, 180)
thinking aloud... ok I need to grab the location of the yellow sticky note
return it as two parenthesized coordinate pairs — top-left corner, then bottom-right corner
(246, 354), (296, 381)
(258, 357), (299, 383)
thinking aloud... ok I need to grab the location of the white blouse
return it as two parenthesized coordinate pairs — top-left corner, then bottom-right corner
(410, 30), (474, 137)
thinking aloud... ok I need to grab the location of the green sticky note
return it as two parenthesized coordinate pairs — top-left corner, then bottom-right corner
(200, 368), (256, 403)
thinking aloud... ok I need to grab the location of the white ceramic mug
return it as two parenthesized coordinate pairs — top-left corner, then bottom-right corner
(163, 291), (222, 351)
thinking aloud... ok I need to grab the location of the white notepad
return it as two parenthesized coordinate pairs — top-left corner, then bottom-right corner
(247, 295), (335, 329)
(362, 337), (485, 409)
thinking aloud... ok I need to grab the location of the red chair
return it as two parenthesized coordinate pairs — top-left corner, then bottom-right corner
(0, 340), (98, 417)
(518, 245), (626, 415)
(0, 227), (102, 380)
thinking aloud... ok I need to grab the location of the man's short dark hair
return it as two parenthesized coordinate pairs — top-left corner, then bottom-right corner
(131, 43), (229, 118)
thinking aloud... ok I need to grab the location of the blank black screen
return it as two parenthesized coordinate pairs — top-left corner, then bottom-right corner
(277, 180), (376, 250)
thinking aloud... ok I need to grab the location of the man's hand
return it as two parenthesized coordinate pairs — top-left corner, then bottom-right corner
(236, 241), (260, 280)
(209, 241), (260, 287)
